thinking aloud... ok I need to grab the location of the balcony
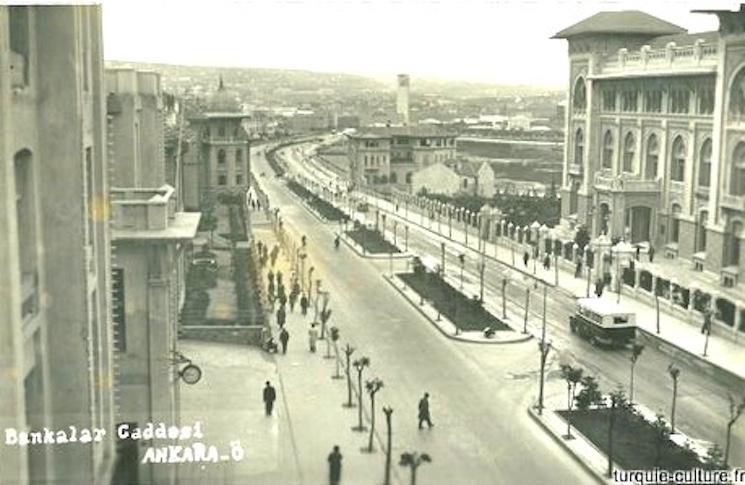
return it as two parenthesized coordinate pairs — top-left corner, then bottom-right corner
(595, 41), (718, 78)
(111, 185), (177, 231)
(720, 193), (745, 212)
(593, 173), (661, 193)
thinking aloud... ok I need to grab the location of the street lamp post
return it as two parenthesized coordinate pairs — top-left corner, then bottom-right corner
(464, 210), (469, 247)
(448, 206), (453, 239)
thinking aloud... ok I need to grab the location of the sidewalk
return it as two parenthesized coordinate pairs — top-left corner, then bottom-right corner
(360, 194), (745, 383)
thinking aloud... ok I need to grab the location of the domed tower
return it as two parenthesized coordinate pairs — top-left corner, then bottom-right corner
(189, 76), (251, 204)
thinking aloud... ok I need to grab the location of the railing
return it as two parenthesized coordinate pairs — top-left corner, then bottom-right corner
(593, 173), (660, 192)
(720, 193), (745, 211)
(600, 41), (718, 75)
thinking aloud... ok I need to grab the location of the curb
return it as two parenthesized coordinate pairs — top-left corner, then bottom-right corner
(382, 274), (532, 345)
(526, 407), (610, 485)
(339, 232), (411, 260)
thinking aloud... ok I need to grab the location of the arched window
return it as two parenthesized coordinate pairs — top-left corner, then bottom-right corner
(236, 149), (243, 164)
(218, 124), (225, 137)
(573, 77), (587, 112)
(390, 172), (398, 184)
(623, 132), (635, 173)
(729, 68), (745, 117)
(602, 130), (614, 169)
(645, 134), (659, 180)
(697, 210), (708, 251)
(731, 142), (745, 196)
(574, 128), (584, 166)
(671, 136), (686, 182)
(217, 149), (226, 165)
(405, 172), (413, 183)
(698, 139), (712, 187)
(726, 220), (743, 266)
(671, 203), (682, 243)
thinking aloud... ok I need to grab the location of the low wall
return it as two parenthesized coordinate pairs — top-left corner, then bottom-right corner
(179, 325), (265, 346)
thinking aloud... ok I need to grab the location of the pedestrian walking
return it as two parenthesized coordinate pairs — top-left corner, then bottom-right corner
(595, 279), (604, 297)
(327, 445), (343, 485)
(418, 392), (433, 429)
(523, 251), (530, 268)
(543, 254), (551, 270)
(308, 323), (319, 352)
(575, 259), (583, 278)
(279, 328), (289, 354)
(635, 245), (641, 261)
(263, 381), (277, 416)
(648, 245), (655, 263)
(276, 306), (286, 327)
(300, 294), (309, 316)
(289, 290), (298, 313)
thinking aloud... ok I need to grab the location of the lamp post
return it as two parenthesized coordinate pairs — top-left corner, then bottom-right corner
(508, 222), (515, 266)
(448, 205), (453, 238)
(464, 210), (469, 247)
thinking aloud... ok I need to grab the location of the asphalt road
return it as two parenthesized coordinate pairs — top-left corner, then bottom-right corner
(273, 141), (745, 469)
(253, 146), (598, 484)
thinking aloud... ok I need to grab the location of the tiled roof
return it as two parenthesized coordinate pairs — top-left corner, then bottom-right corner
(348, 125), (456, 139)
(553, 11), (686, 39)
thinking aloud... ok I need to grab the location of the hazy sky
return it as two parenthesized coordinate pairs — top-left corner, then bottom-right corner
(101, 0), (737, 87)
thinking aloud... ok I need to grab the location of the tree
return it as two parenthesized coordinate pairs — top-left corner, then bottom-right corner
(607, 388), (628, 478)
(537, 340), (552, 415)
(364, 378), (384, 452)
(399, 452), (431, 485)
(342, 344), (356, 408)
(574, 375), (603, 411)
(199, 211), (218, 246)
(352, 356), (371, 431)
(629, 343), (645, 403)
(725, 394), (745, 466)
(383, 406), (394, 485)
(651, 414), (671, 466)
(704, 443), (726, 470)
(668, 364), (681, 433)
(560, 364), (583, 439)
(330, 327), (342, 379)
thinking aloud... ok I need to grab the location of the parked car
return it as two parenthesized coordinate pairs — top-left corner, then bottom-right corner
(569, 298), (636, 348)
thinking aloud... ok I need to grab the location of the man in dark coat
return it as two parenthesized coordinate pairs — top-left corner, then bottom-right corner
(418, 392), (433, 429)
(523, 251), (530, 268)
(277, 306), (286, 327)
(327, 445), (342, 485)
(648, 245), (655, 263)
(263, 381), (277, 416)
(300, 294), (309, 316)
(279, 328), (290, 354)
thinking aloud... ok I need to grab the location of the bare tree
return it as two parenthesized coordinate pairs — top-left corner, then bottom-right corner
(364, 378), (384, 452)
(352, 356), (371, 431)
(383, 406), (394, 485)
(399, 452), (431, 485)
(560, 364), (583, 439)
(668, 364), (681, 433)
(342, 344), (356, 408)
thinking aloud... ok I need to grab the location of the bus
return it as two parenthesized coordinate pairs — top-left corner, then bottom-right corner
(569, 298), (636, 348)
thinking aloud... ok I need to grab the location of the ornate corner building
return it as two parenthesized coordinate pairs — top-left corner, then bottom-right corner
(556, 8), (745, 289)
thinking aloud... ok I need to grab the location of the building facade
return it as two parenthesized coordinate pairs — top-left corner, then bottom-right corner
(106, 67), (201, 485)
(346, 126), (457, 190)
(187, 79), (251, 209)
(556, 9), (745, 288)
(0, 5), (117, 484)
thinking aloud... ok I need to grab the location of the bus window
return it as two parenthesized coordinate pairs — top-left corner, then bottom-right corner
(613, 316), (629, 325)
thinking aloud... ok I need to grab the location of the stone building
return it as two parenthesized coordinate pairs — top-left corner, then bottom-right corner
(106, 67), (201, 485)
(346, 125), (457, 190)
(187, 78), (251, 209)
(0, 5), (117, 484)
(554, 7), (745, 337)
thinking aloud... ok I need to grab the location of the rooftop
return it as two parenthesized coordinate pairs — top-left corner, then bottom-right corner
(553, 10), (686, 39)
(347, 125), (456, 139)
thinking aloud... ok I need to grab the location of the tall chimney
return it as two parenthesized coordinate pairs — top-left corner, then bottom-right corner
(396, 74), (410, 126)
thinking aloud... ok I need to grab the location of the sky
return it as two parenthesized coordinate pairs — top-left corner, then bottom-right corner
(100, 0), (738, 88)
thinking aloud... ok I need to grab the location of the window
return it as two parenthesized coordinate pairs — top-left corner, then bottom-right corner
(645, 134), (659, 179)
(645, 90), (662, 113)
(236, 149), (243, 164)
(671, 136), (686, 182)
(602, 130), (614, 170)
(698, 139), (712, 187)
(236, 174), (243, 185)
(697, 211), (708, 251)
(85, 147), (94, 245)
(727, 221), (743, 266)
(698, 87), (715, 115)
(405, 172), (413, 183)
(218, 174), (227, 186)
(621, 90), (638, 112)
(623, 132), (635, 173)
(602, 89), (616, 112)
(731, 142), (745, 196)
(671, 203), (682, 243)
(111, 268), (126, 352)
(390, 172), (398, 184)
(218, 149), (226, 165)
(9, 6), (30, 86)
(729, 68), (745, 117)
(14, 149), (38, 320)
(218, 125), (225, 137)
(573, 77), (587, 112)
(670, 89), (690, 114)
(574, 129), (584, 166)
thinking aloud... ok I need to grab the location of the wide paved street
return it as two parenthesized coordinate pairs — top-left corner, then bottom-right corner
(274, 141), (745, 469)
(252, 146), (598, 483)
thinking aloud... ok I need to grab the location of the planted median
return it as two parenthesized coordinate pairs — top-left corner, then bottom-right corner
(399, 267), (509, 332)
(345, 224), (400, 254)
(286, 179), (347, 221)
